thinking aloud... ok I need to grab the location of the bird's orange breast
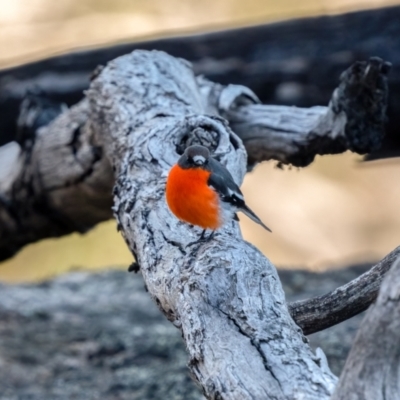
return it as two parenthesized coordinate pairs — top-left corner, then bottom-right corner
(166, 164), (221, 230)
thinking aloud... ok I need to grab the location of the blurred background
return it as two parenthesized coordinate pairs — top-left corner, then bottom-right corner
(0, 0), (399, 282)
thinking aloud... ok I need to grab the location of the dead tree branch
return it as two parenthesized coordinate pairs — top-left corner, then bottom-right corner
(200, 57), (390, 166)
(332, 255), (400, 400)
(89, 50), (337, 399)
(288, 246), (400, 335)
(0, 100), (113, 261)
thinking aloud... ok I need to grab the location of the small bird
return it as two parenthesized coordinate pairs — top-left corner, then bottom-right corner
(165, 145), (271, 239)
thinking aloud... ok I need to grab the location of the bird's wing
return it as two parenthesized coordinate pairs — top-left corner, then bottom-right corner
(207, 158), (245, 208)
(207, 158), (272, 232)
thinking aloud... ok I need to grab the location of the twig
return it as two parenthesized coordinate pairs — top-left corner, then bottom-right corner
(289, 246), (400, 335)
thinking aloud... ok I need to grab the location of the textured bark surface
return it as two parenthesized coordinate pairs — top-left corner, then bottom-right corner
(290, 246), (400, 335)
(1, 6), (400, 159)
(85, 50), (337, 399)
(0, 100), (113, 261)
(332, 256), (400, 400)
(206, 56), (390, 166)
(0, 54), (389, 261)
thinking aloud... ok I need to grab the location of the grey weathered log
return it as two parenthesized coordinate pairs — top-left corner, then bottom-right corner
(0, 100), (113, 261)
(85, 49), (337, 399)
(289, 246), (400, 335)
(0, 55), (389, 261)
(332, 255), (400, 400)
(201, 56), (389, 166)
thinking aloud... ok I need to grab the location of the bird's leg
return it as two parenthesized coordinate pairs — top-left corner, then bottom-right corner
(187, 229), (213, 247)
(207, 230), (215, 240)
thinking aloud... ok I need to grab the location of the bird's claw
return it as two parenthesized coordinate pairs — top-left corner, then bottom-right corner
(187, 230), (215, 247)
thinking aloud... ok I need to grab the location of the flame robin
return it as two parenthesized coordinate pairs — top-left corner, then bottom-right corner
(166, 145), (271, 239)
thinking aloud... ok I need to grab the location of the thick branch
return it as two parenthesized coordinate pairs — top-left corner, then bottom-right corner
(202, 57), (390, 166)
(288, 246), (400, 335)
(86, 49), (337, 399)
(332, 255), (400, 400)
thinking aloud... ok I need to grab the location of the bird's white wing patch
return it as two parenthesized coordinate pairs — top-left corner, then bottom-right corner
(227, 187), (243, 200)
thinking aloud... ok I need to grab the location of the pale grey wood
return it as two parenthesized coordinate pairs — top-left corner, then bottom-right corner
(290, 246), (400, 335)
(0, 141), (22, 193)
(0, 100), (113, 261)
(199, 56), (389, 167)
(332, 255), (400, 400)
(87, 50), (337, 399)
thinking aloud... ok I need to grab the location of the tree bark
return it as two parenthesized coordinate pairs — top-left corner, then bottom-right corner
(204, 57), (389, 166)
(0, 100), (113, 261)
(86, 49), (337, 399)
(332, 255), (400, 400)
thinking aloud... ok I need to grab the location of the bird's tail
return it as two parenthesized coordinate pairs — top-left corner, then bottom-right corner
(240, 204), (272, 232)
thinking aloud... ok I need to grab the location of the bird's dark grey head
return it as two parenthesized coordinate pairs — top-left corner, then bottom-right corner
(178, 145), (210, 169)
